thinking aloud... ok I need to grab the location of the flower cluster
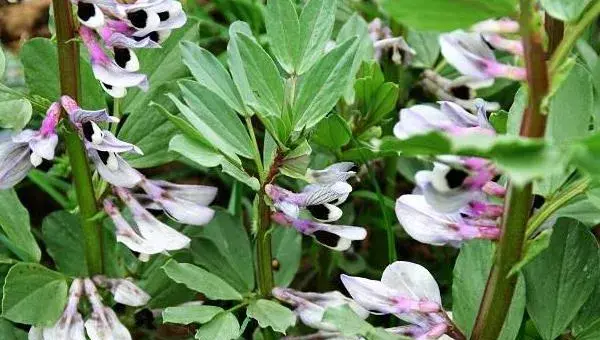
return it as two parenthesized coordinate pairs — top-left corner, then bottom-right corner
(393, 101), (505, 246)
(0, 103), (60, 189)
(104, 178), (217, 260)
(29, 276), (150, 340)
(422, 19), (523, 112)
(341, 261), (452, 339)
(74, 0), (187, 97)
(267, 162), (367, 251)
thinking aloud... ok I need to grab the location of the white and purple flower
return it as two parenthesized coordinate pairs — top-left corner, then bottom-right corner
(83, 278), (132, 340)
(341, 262), (451, 339)
(0, 102), (60, 189)
(92, 275), (151, 307)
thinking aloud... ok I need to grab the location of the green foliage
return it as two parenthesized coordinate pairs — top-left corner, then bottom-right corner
(322, 305), (408, 340)
(2, 263), (67, 326)
(271, 226), (302, 287)
(379, 0), (518, 31)
(163, 304), (224, 325)
(453, 240), (525, 340)
(312, 114), (352, 149)
(0, 190), (40, 263)
(523, 219), (600, 340)
(119, 19), (200, 168)
(246, 299), (296, 334)
(541, 0), (593, 21)
(0, 98), (31, 131)
(195, 312), (240, 340)
(162, 259), (244, 301)
(41, 211), (88, 277)
(20, 38), (105, 109)
(188, 210), (255, 293)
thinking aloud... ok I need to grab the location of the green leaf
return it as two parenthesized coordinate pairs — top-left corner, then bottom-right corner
(162, 260), (243, 301)
(280, 140), (312, 179)
(572, 267), (600, 339)
(452, 240), (526, 340)
(380, 0), (518, 31)
(510, 228), (553, 276)
(546, 63), (593, 144)
(195, 312), (239, 340)
(0, 189), (40, 262)
(0, 99), (31, 131)
(119, 82), (180, 168)
(297, 0), (338, 74)
(2, 263), (67, 326)
(312, 114), (352, 148)
(0, 318), (27, 340)
(247, 299), (296, 334)
(188, 210), (255, 293)
(20, 38), (105, 109)
(294, 38), (359, 131)
(523, 219), (600, 340)
(163, 305), (224, 325)
(41, 211), (88, 277)
(540, 0), (593, 21)
(137, 256), (196, 309)
(235, 33), (285, 118)
(336, 14), (375, 103)
(118, 19), (200, 168)
(228, 21), (257, 114)
(265, 0), (300, 74)
(179, 80), (254, 158)
(180, 41), (246, 115)
(169, 134), (260, 191)
(272, 227), (302, 287)
(406, 30), (440, 69)
(322, 305), (406, 340)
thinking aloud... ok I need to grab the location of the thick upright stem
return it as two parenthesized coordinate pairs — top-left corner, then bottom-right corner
(53, 0), (103, 275)
(471, 1), (550, 338)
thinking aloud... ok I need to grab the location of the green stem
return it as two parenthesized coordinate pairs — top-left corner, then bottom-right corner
(549, 0), (600, 73)
(256, 191), (274, 297)
(526, 177), (590, 237)
(53, 0), (103, 275)
(471, 0), (550, 338)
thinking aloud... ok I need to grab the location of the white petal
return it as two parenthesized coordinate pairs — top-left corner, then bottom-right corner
(77, 3), (105, 29)
(101, 82), (127, 98)
(381, 261), (441, 305)
(92, 62), (148, 90)
(340, 275), (398, 314)
(111, 279), (151, 307)
(133, 208), (191, 251)
(395, 195), (462, 246)
(276, 201), (300, 219)
(85, 307), (132, 340)
(89, 131), (143, 155)
(43, 313), (85, 340)
(394, 105), (450, 139)
(30, 134), (58, 160)
(439, 31), (495, 80)
(28, 327), (43, 340)
(159, 196), (215, 226)
(89, 150), (143, 188)
(150, 180), (217, 205)
(0, 142), (32, 189)
(439, 101), (479, 127)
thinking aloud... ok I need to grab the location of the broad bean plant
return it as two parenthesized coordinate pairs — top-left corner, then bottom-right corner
(0, 0), (599, 339)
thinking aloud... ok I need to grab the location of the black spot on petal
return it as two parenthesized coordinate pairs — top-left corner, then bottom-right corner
(135, 309), (156, 329)
(482, 34), (496, 50)
(445, 169), (469, 189)
(148, 31), (160, 42)
(313, 230), (340, 248)
(113, 47), (131, 69)
(98, 150), (110, 165)
(158, 11), (170, 21)
(128, 10), (149, 29)
(307, 204), (330, 220)
(82, 122), (94, 142)
(102, 83), (113, 90)
(77, 2), (95, 21)
(450, 85), (471, 100)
